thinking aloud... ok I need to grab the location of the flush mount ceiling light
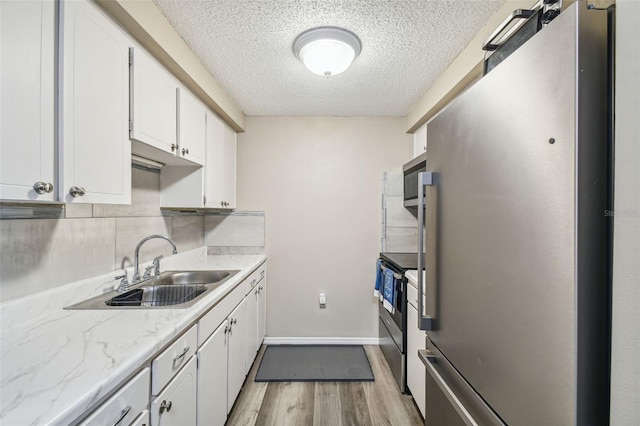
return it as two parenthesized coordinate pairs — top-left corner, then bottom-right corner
(293, 27), (361, 77)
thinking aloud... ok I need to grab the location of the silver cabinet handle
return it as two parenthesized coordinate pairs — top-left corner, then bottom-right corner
(181, 148), (189, 155)
(173, 346), (190, 363)
(112, 405), (131, 426)
(171, 143), (177, 152)
(69, 186), (86, 197)
(159, 400), (172, 414)
(231, 318), (237, 324)
(420, 350), (478, 426)
(33, 181), (53, 194)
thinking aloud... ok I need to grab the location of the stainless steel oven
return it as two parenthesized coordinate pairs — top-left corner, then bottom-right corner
(377, 252), (418, 393)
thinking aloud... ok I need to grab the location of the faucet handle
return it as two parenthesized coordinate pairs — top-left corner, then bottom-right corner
(115, 270), (129, 292)
(142, 265), (155, 279)
(153, 255), (164, 278)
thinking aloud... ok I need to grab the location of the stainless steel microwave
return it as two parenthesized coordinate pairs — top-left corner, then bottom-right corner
(403, 153), (426, 207)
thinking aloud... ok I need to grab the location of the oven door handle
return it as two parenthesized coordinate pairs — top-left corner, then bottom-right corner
(380, 264), (403, 280)
(418, 171), (434, 330)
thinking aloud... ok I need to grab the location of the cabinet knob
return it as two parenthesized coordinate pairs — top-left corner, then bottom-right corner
(181, 148), (189, 155)
(33, 181), (53, 194)
(159, 400), (172, 413)
(171, 143), (177, 152)
(69, 186), (86, 197)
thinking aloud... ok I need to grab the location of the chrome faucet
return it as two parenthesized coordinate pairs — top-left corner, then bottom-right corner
(132, 235), (178, 284)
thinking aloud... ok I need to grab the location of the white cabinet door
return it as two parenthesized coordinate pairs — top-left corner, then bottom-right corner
(413, 123), (427, 158)
(197, 321), (228, 426)
(257, 276), (267, 347)
(205, 111), (236, 209)
(151, 356), (197, 426)
(407, 302), (426, 418)
(59, 0), (131, 204)
(177, 88), (206, 166)
(130, 47), (177, 155)
(0, 0), (55, 202)
(227, 298), (247, 413)
(245, 281), (258, 374)
(79, 368), (150, 426)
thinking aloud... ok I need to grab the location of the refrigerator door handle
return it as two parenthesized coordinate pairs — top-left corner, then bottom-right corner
(419, 350), (479, 426)
(417, 171), (434, 330)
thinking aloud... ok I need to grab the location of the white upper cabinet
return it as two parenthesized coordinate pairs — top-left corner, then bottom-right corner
(59, 0), (131, 204)
(177, 88), (206, 166)
(0, 0), (55, 202)
(413, 123), (427, 158)
(205, 111), (237, 209)
(130, 47), (177, 156)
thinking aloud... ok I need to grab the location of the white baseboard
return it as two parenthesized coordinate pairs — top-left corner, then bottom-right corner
(263, 337), (380, 345)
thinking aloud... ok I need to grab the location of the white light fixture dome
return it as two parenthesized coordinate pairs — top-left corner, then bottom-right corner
(293, 27), (361, 77)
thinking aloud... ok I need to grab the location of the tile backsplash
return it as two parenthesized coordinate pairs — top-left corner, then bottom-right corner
(381, 171), (419, 252)
(0, 168), (202, 302)
(0, 166), (266, 302)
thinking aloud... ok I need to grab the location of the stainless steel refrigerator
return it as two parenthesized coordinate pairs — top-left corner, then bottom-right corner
(416, 2), (612, 424)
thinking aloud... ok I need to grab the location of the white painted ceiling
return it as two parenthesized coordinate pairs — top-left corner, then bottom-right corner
(152, 0), (506, 117)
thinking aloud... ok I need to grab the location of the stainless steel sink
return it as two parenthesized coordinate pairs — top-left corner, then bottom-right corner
(153, 270), (231, 286)
(65, 269), (239, 309)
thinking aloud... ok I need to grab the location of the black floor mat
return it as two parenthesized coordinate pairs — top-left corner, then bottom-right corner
(255, 345), (375, 382)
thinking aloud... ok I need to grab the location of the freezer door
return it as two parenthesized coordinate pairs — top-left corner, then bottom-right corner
(420, 339), (504, 426)
(423, 3), (610, 425)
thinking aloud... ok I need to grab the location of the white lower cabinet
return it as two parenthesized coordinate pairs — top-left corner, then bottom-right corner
(407, 281), (426, 418)
(197, 321), (228, 426)
(245, 277), (259, 373)
(77, 261), (267, 426)
(79, 368), (150, 426)
(131, 410), (150, 426)
(227, 297), (247, 413)
(151, 356), (197, 426)
(257, 269), (267, 348)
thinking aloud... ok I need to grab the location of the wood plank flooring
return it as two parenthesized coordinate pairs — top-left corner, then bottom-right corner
(226, 345), (423, 426)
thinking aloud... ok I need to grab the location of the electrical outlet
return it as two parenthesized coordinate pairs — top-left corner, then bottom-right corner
(319, 292), (326, 308)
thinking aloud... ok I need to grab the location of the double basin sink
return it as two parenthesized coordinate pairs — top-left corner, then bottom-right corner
(66, 270), (239, 309)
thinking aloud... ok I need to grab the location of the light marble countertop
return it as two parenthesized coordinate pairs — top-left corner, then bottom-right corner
(0, 247), (266, 426)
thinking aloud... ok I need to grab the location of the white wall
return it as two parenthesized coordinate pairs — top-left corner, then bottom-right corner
(236, 116), (412, 339)
(611, 1), (640, 424)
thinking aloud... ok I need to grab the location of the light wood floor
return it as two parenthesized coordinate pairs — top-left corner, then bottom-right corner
(226, 345), (423, 426)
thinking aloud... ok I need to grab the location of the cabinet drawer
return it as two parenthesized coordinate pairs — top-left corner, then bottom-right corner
(152, 325), (197, 395)
(198, 283), (245, 347)
(407, 277), (425, 310)
(256, 262), (266, 283)
(79, 368), (150, 426)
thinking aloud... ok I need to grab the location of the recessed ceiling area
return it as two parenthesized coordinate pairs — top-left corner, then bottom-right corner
(152, 0), (506, 117)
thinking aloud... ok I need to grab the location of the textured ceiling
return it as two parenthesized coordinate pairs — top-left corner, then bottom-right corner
(152, 0), (506, 117)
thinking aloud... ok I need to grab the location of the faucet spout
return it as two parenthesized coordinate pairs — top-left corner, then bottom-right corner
(132, 235), (178, 283)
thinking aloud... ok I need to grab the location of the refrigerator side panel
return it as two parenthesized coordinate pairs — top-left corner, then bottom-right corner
(575, 4), (612, 425)
(424, 4), (608, 425)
